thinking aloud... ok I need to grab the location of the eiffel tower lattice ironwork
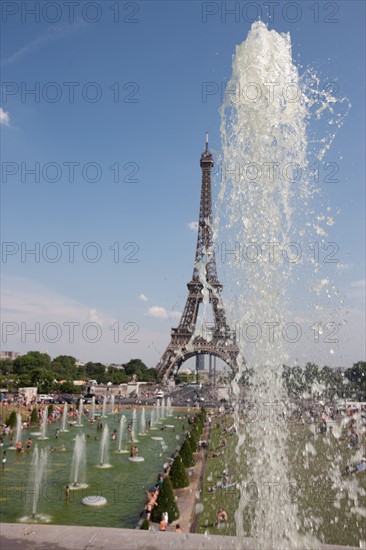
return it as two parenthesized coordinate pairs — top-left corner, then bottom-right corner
(156, 134), (239, 379)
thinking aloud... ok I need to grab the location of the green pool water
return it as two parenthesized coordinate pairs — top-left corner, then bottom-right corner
(0, 409), (188, 528)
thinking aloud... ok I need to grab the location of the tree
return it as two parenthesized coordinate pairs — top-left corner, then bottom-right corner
(189, 424), (201, 452)
(52, 355), (77, 380)
(14, 373), (32, 389)
(106, 369), (128, 385)
(30, 407), (39, 426)
(344, 362), (366, 400)
(239, 367), (254, 387)
(28, 368), (54, 392)
(123, 359), (147, 380)
(140, 519), (150, 530)
(304, 362), (319, 387)
(150, 477), (179, 523)
(170, 455), (189, 488)
(282, 365), (305, 396)
(84, 362), (107, 384)
(0, 359), (13, 375)
(7, 411), (17, 428)
(13, 352), (51, 375)
(179, 438), (195, 467)
(56, 380), (79, 394)
(138, 368), (158, 382)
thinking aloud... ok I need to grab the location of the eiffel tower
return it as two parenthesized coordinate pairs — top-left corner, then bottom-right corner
(156, 134), (239, 380)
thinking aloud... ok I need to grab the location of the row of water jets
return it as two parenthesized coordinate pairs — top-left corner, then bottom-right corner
(24, 398), (174, 520)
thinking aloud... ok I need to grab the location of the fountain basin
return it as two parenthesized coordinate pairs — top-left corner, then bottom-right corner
(82, 496), (107, 507)
(128, 456), (144, 462)
(69, 483), (89, 491)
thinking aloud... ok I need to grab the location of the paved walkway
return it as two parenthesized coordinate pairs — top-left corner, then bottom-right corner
(0, 523), (358, 550)
(150, 418), (211, 533)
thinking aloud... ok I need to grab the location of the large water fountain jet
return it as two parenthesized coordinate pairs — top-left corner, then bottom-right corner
(218, 20), (349, 550)
(98, 424), (111, 468)
(70, 433), (88, 489)
(110, 394), (115, 414)
(60, 403), (69, 432)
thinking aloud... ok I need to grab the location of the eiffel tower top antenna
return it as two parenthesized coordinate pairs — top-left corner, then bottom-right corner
(205, 131), (209, 152)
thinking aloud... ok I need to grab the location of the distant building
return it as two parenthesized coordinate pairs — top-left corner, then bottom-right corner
(106, 363), (124, 370)
(180, 368), (192, 375)
(0, 351), (21, 361)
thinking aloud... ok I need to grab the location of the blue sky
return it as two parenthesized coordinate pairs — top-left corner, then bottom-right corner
(1, 1), (365, 368)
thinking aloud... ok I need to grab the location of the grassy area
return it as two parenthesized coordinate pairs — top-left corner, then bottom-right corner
(196, 416), (246, 536)
(196, 416), (366, 546)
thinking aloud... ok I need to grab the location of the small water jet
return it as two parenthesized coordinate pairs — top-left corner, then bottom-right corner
(166, 397), (173, 416)
(89, 396), (96, 422)
(60, 403), (69, 432)
(97, 424), (111, 468)
(101, 396), (107, 418)
(38, 407), (49, 440)
(116, 415), (128, 453)
(161, 398), (166, 420)
(149, 406), (157, 430)
(75, 399), (83, 427)
(8, 412), (22, 449)
(69, 433), (88, 489)
(156, 401), (162, 423)
(130, 409), (138, 442)
(138, 407), (146, 436)
(20, 446), (50, 523)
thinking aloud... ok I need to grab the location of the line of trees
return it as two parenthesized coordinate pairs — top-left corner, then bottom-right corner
(239, 361), (366, 401)
(0, 352), (158, 393)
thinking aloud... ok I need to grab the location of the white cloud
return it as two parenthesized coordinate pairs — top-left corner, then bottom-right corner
(187, 221), (198, 231)
(0, 107), (10, 126)
(0, 275), (117, 358)
(139, 293), (149, 302)
(1, 20), (86, 66)
(0, 275), (180, 365)
(147, 306), (168, 318)
(88, 308), (104, 325)
(146, 307), (181, 320)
